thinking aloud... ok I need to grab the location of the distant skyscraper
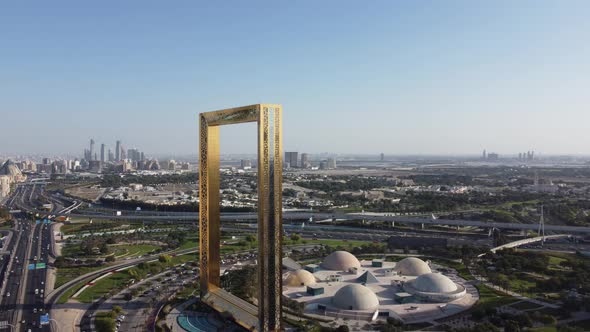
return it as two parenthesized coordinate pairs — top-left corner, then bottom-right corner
(100, 144), (105, 162)
(115, 140), (121, 161)
(482, 149), (487, 160)
(380, 153), (384, 161)
(300, 153), (310, 168)
(285, 152), (298, 168)
(241, 159), (252, 169)
(488, 153), (499, 161)
(108, 149), (114, 162)
(327, 157), (337, 169)
(89, 139), (95, 161)
(319, 160), (328, 170)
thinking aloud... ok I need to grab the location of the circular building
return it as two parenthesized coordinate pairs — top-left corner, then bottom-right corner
(403, 272), (466, 302)
(332, 284), (379, 311)
(322, 251), (361, 271)
(284, 269), (316, 287)
(394, 257), (431, 276)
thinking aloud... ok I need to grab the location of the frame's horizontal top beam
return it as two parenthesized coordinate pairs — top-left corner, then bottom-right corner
(201, 103), (281, 126)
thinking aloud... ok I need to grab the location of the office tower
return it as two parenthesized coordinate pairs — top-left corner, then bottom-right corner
(327, 157), (337, 169)
(89, 139), (95, 161)
(140, 152), (145, 161)
(301, 153), (310, 168)
(100, 144), (105, 162)
(319, 160), (328, 170)
(168, 160), (177, 170)
(241, 159), (252, 169)
(518, 152), (522, 161)
(285, 152), (298, 168)
(482, 149), (487, 160)
(115, 140), (121, 161)
(488, 153), (499, 161)
(43, 158), (52, 165)
(108, 149), (114, 162)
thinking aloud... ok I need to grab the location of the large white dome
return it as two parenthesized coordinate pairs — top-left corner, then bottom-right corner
(412, 273), (457, 293)
(394, 257), (431, 276)
(284, 269), (316, 287)
(332, 284), (379, 311)
(322, 251), (361, 271)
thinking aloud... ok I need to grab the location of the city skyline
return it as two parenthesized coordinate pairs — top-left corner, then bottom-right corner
(1, 1), (590, 155)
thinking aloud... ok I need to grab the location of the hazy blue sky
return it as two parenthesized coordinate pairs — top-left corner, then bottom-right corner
(1, 1), (589, 156)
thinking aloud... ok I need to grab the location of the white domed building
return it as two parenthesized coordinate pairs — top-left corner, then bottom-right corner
(332, 284), (379, 311)
(282, 251), (476, 325)
(284, 269), (316, 287)
(393, 257), (431, 276)
(321, 251), (361, 271)
(403, 272), (466, 302)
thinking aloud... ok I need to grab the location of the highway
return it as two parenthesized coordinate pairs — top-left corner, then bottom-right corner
(46, 209), (590, 234)
(0, 179), (55, 331)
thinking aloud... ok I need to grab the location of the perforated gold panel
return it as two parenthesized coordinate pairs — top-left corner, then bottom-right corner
(199, 104), (283, 331)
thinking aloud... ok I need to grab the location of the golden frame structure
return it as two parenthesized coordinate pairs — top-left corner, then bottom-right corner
(199, 104), (283, 331)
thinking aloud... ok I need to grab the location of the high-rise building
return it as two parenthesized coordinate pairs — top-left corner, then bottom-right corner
(482, 149), (487, 160)
(380, 153), (384, 161)
(89, 139), (95, 161)
(115, 140), (121, 161)
(319, 160), (328, 170)
(241, 159), (252, 169)
(285, 152), (298, 168)
(327, 157), (337, 169)
(300, 153), (310, 168)
(100, 144), (106, 162)
(168, 160), (177, 170)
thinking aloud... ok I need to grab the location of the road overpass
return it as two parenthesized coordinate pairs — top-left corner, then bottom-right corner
(37, 210), (590, 234)
(478, 234), (572, 257)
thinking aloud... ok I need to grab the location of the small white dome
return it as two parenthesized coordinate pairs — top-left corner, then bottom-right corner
(322, 251), (361, 271)
(332, 284), (379, 311)
(284, 269), (316, 287)
(412, 273), (457, 293)
(394, 257), (431, 276)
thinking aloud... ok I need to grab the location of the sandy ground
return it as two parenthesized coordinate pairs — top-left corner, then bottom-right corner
(51, 300), (89, 332)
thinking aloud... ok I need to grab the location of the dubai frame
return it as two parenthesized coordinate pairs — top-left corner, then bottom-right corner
(199, 104), (283, 331)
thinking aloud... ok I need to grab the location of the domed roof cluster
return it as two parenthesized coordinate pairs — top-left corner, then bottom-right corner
(284, 269), (316, 287)
(412, 273), (457, 293)
(332, 284), (379, 311)
(394, 257), (431, 276)
(322, 251), (361, 271)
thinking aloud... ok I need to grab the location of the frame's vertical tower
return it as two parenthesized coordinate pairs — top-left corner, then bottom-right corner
(199, 104), (283, 332)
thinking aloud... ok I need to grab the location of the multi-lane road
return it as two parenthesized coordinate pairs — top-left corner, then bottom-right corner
(1, 180), (55, 332)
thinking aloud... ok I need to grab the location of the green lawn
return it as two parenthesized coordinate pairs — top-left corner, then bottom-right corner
(55, 265), (109, 288)
(474, 284), (519, 310)
(528, 327), (557, 332)
(57, 278), (92, 304)
(111, 244), (161, 258)
(76, 270), (136, 303)
(508, 275), (537, 296)
(179, 237), (199, 250)
(75, 252), (196, 303)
